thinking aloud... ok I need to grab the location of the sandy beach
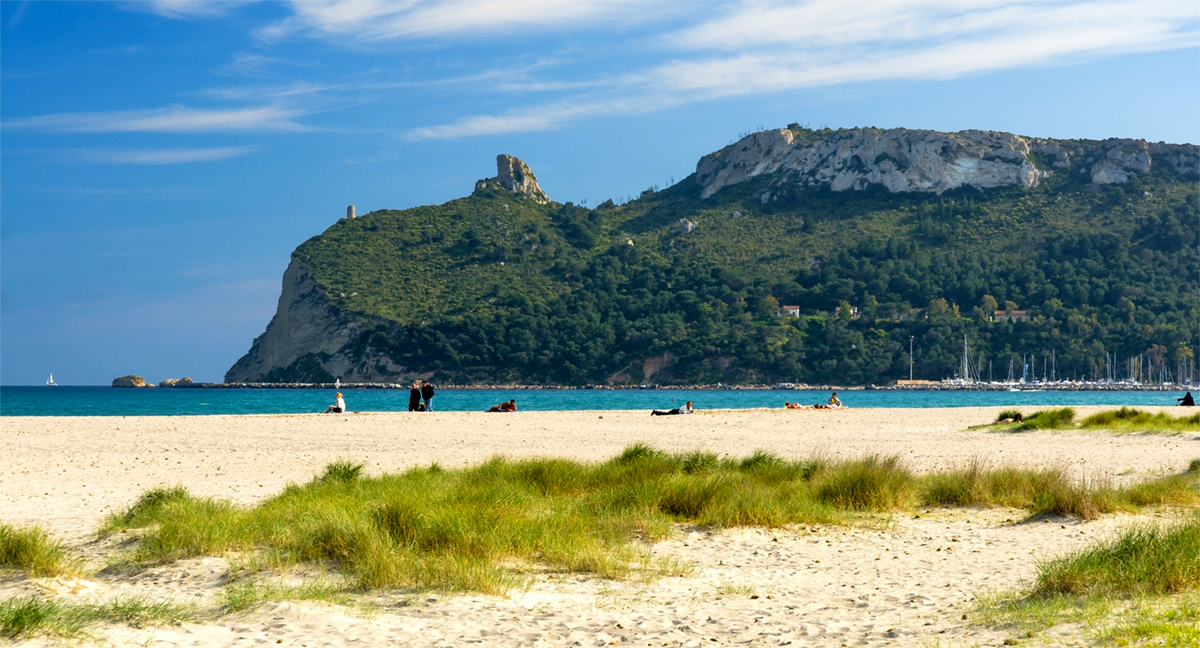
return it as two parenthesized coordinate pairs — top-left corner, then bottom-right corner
(3, 406), (1197, 646)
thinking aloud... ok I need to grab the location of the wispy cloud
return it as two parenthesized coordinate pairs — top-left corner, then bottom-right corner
(135, 0), (254, 20)
(3, 104), (313, 133)
(406, 0), (1200, 138)
(97, 0), (1200, 140)
(197, 80), (343, 101)
(72, 146), (260, 164)
(257, 0), (667, 42)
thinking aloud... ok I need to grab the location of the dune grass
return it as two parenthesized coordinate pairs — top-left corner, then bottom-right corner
(0, 524), (81, 577)
(992, 406), (1199, 433)
(0, 595), (196, 640)
(98, 446), (1200, 594)
(919, 459), (1199, 519)
(1079, 407), (1200, 433)
(1033, 515), (1199, 597)
(978, 515), (1200, 643)
(102, 446), (860, 592)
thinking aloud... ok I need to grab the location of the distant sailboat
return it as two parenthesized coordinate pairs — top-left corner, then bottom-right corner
(46, 372), (57, 386)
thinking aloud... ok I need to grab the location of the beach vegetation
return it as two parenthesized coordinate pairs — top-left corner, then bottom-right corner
(1079, 407), (1200, 433)
(990, 407), (1199, 434)
(919, 462), (1196, 519)
(0, 595), (195, 641)
(1014, 407), (1076, 430)
(220, 580), (354, 613)
(978, 515), (1200, 644)
(0, 523), (81, 577)
(99, 447), (1200, 594)
(1033, 515), (1199, 597)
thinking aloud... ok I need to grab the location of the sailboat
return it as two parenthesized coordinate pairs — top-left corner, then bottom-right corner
(46, 372), (57, 386)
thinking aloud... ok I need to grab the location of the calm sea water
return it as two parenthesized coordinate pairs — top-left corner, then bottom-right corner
(0, 386), (1190, 417)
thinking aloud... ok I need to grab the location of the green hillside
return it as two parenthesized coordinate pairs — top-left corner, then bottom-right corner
(282, 138), (1198, 386)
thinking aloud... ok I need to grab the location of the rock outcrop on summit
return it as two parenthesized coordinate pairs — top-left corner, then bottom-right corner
(476, 154), (549, 204)
(694, 127), (1198, 199)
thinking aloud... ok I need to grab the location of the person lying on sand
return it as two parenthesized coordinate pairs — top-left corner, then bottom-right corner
(487, 399), (518, 412)
(995, 413), (1023, 424)
(323, 392), (346, 414)
(784, 402), (809, 409)
(651, 400), (693, 416)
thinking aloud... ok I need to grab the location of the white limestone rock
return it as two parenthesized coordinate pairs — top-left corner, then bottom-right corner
(696, 127), (1050, 199)
(475, 154), (549, 204)
(694, 127), (1198, 199)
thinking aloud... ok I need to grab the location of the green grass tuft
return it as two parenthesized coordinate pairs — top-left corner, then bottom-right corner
(994, 407), (1199, 434)
(1189, 458), (1200, 475)
(1014, 407), (1076, 431)
(0, 524), (80, 577)
(319, 460), (366, 484)
(814, 455), (914, 511)
(1034, 516), (1200, 597)
(0, 595), (195, 640)
(1080, 407), (1200, 433)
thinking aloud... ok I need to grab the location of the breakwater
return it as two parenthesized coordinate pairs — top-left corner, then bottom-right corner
(151, 381), (1191, 392)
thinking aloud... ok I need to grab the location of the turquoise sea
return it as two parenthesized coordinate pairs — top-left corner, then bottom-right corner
(0, 386), (1191, 417)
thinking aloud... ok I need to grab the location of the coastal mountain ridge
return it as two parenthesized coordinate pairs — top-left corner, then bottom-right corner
(226, 125), (1199, 385)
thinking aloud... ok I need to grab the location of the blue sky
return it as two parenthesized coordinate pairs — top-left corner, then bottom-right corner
(2, 0), (1198, 386)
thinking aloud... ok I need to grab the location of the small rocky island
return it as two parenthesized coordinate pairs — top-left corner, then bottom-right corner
(111, 375), (153, 388)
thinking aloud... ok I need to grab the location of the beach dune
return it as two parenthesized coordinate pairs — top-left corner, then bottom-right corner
(2, 406), (1195, 647)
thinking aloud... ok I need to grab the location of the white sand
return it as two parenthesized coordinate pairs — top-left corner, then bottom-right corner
(2, 407), (1197, 646)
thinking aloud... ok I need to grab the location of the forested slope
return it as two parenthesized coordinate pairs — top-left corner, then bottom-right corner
(227, 128), (1199, 385)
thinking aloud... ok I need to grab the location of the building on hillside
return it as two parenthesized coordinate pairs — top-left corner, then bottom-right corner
(781, 305), (801, 317)
(992, 310), (1031, 322)
(835, 305), (860, 318)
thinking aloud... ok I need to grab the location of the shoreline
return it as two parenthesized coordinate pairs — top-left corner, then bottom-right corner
(32, 381), (1196, 391)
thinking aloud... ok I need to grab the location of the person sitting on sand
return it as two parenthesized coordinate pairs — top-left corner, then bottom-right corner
(828, 391), (842, 408)
(488, 399), (517, 412)
(651, 400), (693, 416)
(323, 392), (346, 414)
(1179, 392), (1195, 407)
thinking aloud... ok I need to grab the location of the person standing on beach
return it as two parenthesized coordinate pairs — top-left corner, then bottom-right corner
(421, 381), (435, 411)
(408, 382), (423, 412)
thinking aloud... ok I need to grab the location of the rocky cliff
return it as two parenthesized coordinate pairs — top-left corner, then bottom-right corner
(226, 153), (551, 383)
(475, 154), (549, 204)
(695, 126), (1198, 200)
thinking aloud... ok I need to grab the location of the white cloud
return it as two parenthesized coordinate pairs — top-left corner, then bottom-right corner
(135, 0), (255, 20)
(3, 105), (313, 133)
(407, 0), (1199, 138)
(257, 0), (665, 42)
(73, 146), (260, 164)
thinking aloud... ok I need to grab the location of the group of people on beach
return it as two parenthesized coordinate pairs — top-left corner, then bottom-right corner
(408, 381), (436, 411)
(324, 381), (437, 413)
(784, 391), (843, 410)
